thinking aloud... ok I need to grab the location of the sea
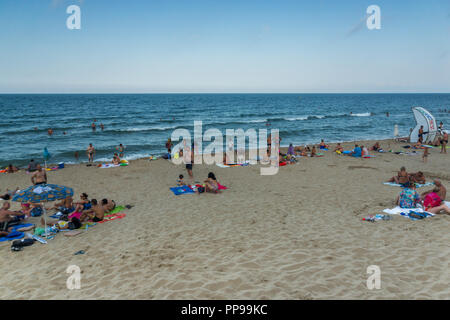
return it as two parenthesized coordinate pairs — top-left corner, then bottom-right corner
(0, 94), (449, 167)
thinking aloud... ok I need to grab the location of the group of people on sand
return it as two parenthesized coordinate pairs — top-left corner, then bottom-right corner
(177, 172), (222, 194)
(388, 167), (450, 214)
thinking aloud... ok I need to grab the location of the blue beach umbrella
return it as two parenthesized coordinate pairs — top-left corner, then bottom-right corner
(12, 184), (74, 237)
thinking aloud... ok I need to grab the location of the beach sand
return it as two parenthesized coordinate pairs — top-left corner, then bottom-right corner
(1, 139), (449, 299)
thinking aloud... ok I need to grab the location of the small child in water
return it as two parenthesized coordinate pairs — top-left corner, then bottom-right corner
(177, 174), (185, 186)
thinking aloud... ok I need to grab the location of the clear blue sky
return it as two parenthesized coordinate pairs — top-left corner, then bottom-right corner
(0, 0), (449, 93)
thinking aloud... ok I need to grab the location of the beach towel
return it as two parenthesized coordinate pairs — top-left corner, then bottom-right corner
(108, 206), (125, 214)
(382, 206), (434, 220)
(170, 185), (195, 195)
(342, 150), (352, 154)
(363, 155), (376, 158)
(0, 231), (24, 242)
(383, 182), (434, 188)
(217, 183), (227, 190)
(68, 211), (82, 220)
(97, 212), (126, 223)
(99, 164), (120, 168)
(11, 223), (34, 232)
(216, 163), (230, 168)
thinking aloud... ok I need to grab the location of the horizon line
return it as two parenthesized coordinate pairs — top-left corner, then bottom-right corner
(1, 92), (450, 95)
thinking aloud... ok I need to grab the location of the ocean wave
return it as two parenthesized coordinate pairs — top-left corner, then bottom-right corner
(350, 112), (372, 117)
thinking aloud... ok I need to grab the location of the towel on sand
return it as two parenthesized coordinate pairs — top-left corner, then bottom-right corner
(170, 185), (196, 195)
(383, 182), (434, 188)
(99, 164), (120, 168)
(383, 206), (435, 220)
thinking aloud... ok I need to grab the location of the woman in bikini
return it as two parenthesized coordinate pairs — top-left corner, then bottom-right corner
(87, 143), (95, 163)
(204, 172), (219, 193)
(388, 166), (409, 185)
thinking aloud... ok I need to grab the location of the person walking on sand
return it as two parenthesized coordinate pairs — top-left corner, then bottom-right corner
(31, 164), (47, 185)
(440, 131), (448, 154)
(423, 146), (429, 163)
(87, 143), (95, 163)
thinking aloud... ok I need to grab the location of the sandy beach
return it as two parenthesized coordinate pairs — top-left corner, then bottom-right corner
(1, 138), (449, 300)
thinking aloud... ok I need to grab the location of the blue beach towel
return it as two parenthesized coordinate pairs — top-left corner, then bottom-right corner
(11, 223), (34, 232)
(0, 231), (24, 242)
(383, 182), (434, 188)
(170, 185), (196, 195)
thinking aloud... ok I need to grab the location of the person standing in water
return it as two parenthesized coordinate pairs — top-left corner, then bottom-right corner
(87, 143), (95, 163)
(100, 123), (104, 131)
(117, 144), (125, 158)
(91, 122), (96, 132)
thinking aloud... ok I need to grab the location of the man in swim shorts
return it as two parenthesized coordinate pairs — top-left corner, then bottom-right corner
(31, 164), (47, 185)
(87, 143), (95, 163)
(80, 199), (105, 222)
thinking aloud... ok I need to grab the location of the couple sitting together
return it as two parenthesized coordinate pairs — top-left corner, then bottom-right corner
(395, 180), (449, 214)
(388, 167), (426, 185)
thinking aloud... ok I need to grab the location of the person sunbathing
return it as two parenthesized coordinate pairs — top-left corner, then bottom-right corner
(422, 180), (446, 201)
(101, 198), (116, 213)
(177, 174), (185, 186)
(0, 202), (27, 233)
(112, 153), (121, 165)
(7, 164), (19, 173)
(73, 193), (91, 212)
(319, 139), (329, 149)
(409, 172), (426, 184)
(334, 143), (344, 153)
(395, 182), (420, 209)
(80, 199), (105, 222)
(310, 146), (317, 157)
(370, 142), (381, 151)
(388, 167), (409, 185)
(52, 196), (74, 214)
(361, 145), (369, 157)
(41, 216), (82, 230)
(204, 172), (219, 193)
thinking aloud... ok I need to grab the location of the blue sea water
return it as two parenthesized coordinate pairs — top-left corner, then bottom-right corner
(0, 94), (449, 167)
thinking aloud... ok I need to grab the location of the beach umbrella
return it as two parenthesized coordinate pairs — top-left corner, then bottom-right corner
(12, 184), (74, 237)
(43, 147), (51, 169)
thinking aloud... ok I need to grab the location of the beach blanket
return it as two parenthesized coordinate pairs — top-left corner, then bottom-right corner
(170, 185), (196, 195)
(382, 206), (434, 220)
(383, 182), (434, 188)
(99, 164), (120, 169)
(97, 212), (126, 223)
(108, 206), (125, 214)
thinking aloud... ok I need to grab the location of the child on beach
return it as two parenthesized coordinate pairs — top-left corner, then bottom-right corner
(423, 146), (429, 163)
(177, 175), (185, 186)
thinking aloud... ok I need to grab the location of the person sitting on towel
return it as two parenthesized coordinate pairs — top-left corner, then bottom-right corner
(334, 143), (344, 153)
(73, 193), (91, 213)
(0, 202), (26, 233)
(319, 139), (329, 150)
(310, 146), (317, 157)
(349, 144), (362, 157)
(52, 196), (74, 214)
(41, 216), (82, 230)
(370, 142), (381, 151)
(396, 182), (420, 209)
(361, 145), (369, 157)
(112, 153), (121, 165)
(421, 180), (446, 201)
(388, 167), (409, 185)
(80, 199), (105, 222)
(204, 172), (219, 193)
(177, 174), (185, 186)
(101, 198), (116, 213)
(409, 172), (426, 185)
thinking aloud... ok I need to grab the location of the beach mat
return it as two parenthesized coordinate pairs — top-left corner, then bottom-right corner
(170, 185), (196, 195)
(97, 212), (126, 223)
(0, 231), (24, 242)
(383, 182), (434, 188)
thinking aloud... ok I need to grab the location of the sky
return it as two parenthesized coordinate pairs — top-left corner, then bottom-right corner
(0, 0), (449, 93)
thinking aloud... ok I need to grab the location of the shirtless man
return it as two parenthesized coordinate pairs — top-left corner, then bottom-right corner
(388, 166), (409, 185)
(80, 199), (105, 222)
(101, 199), (116, 213)
(0, 202), (26, 234)
(91, 122), (96, 132)
(87, 143), (95, 163)
(422, 180), (446, 201)
(52, 196), (74, 214)
(409, 171), (426, 184)
(31, 165), (47, 185)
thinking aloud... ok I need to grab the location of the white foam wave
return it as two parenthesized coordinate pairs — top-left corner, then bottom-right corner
(350, 112), (371, 117)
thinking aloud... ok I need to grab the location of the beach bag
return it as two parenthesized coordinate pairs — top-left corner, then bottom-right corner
(423, 192), (441, 209)
(31, 206), (43, 217)
(197, 186), (205, 193)
(11, 238), (35, 251)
